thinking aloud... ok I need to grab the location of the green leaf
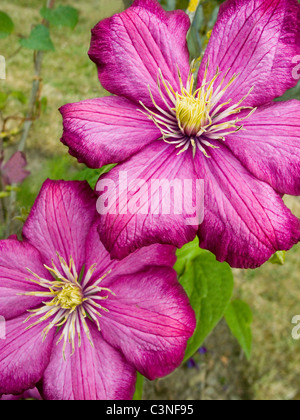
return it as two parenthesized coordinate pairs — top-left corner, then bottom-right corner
(159, 0), (189, 10)
(40, 6), (79, 29)
(268, 250), (286, 265)
(225, 300), (253, 360)
(275, 81), (300, 101)
(0, 11), (14, 39)
(123, 0), (134, 8)
(19, 25), (54, 51)
(132, 373), (144, 400)
(14, 207), (30, 224)
(72, 164), (116, 188)
(0, 191), (10, 198)
(180, 251), (234, 361)
(5, 186), (20, 193)
(174, 236), (205, 277)
(187, 5), (203, 59)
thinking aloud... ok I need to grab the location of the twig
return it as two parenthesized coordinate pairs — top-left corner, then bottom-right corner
(18, 50), (44, 152)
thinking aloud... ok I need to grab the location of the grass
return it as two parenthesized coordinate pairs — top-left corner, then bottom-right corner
(233, 240), (300, 399)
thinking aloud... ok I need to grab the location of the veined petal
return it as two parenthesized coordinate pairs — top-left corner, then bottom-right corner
(22, 180), (97, 271)
(42, 320), (136, 400)
(197, 0), (300, 107)
(224, 100), (300, 196)
(0, 312), (55, 396)
(195, 146), (300, 269)
(84, 222), (176, 287)
(96, 142), (200, 260)
(60, 97), (161, 168)
(100, 267), (196, 380)
(89, 0), (190, 108)
(0, 240), (51, 320)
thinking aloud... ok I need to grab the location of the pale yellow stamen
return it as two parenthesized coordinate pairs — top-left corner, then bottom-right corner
(175, 95), (208, 137)
(52, 284), (84, 311)
(187, 0), (201, 13)
(21, 253), (114, 359)
(139, 59), (256, 158)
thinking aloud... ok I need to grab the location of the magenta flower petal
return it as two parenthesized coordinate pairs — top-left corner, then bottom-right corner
(42, 320), (136, 400)
(22, 180), (97, 270)
(84, 222), (176, 284)
(60, 97), (161, 168)
(0, 180), (195, 399)
(197, 0), (300, 107)
(224, 100), (300, 196)
(195, 147), (300, 268)
(0, 313), (55, 396)
(107, 244), (177, 279)
(0, 240), (52, 320)
(89, 0), (191, 108)
(97, 142), (199, 259)
(99, 266), (196, 380)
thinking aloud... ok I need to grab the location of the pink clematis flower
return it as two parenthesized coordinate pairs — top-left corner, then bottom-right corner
(0, 180), (195, 400)
(60, 0), (300, 268)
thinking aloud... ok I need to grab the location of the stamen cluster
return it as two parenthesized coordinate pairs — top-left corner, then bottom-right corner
(23, 253), (114, 358)
(140, 61), (256, 158)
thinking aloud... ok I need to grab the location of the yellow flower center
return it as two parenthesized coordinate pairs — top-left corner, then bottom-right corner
(175, 94), (209, 137)
(140, 60), (256, 158)
(54, 284), (83, 310)
(22, 253), (114, 358)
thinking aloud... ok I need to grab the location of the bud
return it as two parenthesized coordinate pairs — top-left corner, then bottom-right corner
(268, 250), (286, 265)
